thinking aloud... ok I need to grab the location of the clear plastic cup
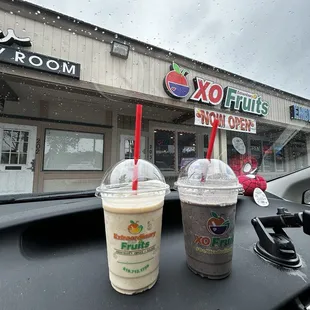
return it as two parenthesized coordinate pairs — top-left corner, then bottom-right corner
(96, 159), (170, 294)
(175, 159), (241, 279)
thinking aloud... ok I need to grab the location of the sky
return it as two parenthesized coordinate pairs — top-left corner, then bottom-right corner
(29, 0), (310, 99)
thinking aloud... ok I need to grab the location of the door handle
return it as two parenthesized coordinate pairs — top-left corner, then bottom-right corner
(27, 159), (35, 172)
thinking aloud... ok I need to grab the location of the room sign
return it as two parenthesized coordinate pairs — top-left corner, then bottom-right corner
(0, 45), (81, 79)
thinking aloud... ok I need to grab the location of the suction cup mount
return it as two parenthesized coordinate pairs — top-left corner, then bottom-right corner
(252, 208), (310, 269)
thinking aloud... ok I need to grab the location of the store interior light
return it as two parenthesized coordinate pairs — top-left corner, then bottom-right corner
(110, 41), (130, 59)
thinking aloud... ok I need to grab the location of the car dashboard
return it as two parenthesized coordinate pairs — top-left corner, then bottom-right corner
(0, 192), (309, 310)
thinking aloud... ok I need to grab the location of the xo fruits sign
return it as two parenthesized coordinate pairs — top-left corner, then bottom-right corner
(164, 62), (190, 98)
(190, 77), (223, 106)
(163, 62), (269, 117)
(223, 87), (269, 117)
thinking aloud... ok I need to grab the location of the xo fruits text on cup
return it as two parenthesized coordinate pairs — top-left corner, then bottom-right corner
(194, 234), (234, 248)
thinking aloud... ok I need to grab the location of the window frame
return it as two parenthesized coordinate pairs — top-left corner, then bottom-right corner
(42, 128), (105, 172)
(177, 131), (197, 171)
(154, 128), (177, 173)
(149, 121), (208, 175)
(249, 137), (287, 173)
(1, 129), (30, 165)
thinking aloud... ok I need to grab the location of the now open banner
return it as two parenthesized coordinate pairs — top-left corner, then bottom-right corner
(194, 107), (256, 134)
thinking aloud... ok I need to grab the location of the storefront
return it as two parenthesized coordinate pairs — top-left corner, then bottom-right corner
(0, 0), (310, 194)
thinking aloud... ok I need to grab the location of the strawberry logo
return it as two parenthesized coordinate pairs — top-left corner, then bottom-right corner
(207, 212), (230, 235)
(163, 62), (190, 99)
(128, 220), (143, 235)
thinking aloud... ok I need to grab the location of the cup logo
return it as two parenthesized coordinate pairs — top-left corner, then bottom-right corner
(128, 220), (143, 235)
(207, 212), (230, 235)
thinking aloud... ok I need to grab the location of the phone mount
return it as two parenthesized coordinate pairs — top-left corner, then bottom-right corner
(252, 208), (310, 269)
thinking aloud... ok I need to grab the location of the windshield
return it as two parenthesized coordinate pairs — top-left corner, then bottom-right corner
(0, 0), (309, 197)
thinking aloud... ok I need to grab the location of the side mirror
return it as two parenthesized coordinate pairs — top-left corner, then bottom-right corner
(302, 190), (310, 205)
(303, 210), (310, 235)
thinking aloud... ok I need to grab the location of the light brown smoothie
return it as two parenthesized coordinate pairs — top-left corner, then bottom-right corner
(96, 159), (170, 294)
(103, 201), (164, 294)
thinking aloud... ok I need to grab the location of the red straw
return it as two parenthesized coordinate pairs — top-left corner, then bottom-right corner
(132, 104), (143, 191)
(206, 119), (219, 160)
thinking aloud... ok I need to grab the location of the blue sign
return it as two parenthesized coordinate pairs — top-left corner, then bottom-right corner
(290, 104), (310, 123)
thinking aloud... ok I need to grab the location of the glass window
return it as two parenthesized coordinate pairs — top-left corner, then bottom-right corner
(1, 153), (9, 164)
(124, 139), (134, 159)
(262, 141), (275, 172)
(226, 124), (309, 180)
(120, 135), (146, 160)
(203, 134), (209, 158)
(274, 144), (285, 172)
(227, 132), (251, 176)
(286, 132), (308, 172)
(250, 140), (263, 168)
(154, 130), (175, 171)
(154, 129), (197, 172)
(178, 132), (196, 169)
(1, 129), (29, 164)
(43, 129), (104, 171)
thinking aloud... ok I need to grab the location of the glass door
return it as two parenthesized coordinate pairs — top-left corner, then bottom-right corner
(203, 134), (209, 159)
(178, 132), (197, 170)
(120, 135), (146, 160)
(153, 130), (176, 172)
(0, 124), (37, 194)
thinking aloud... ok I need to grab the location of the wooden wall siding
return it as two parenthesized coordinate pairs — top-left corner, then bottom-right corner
(1, 10), (310, 130)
